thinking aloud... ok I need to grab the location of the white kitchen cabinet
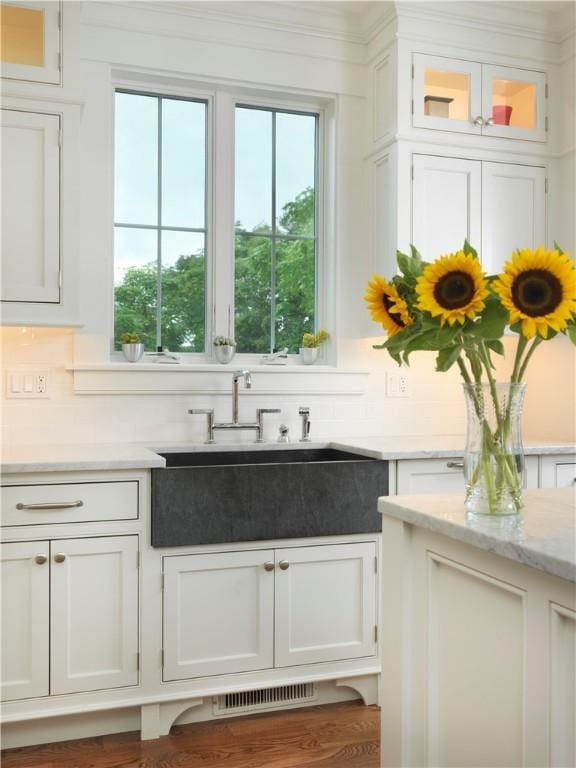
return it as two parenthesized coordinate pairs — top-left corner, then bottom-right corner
(411, 154), (546, 269)
(162, 549), (275, 681)
(50, 536), (139, 695)
(1, 535), (138, 700)
(481, 162), (546, 274)
(397, 456), (539, 495)
(1, 98), (79, 325)
(1, 541), (50, 702)
(162, 541), (377, 681)
(413, 53), (547, 142)
(541, 455), (576, 489)
(411, 154), (481, 260)
(0, 1), (61, 86)
(274, 543), (376, 667)
(1, 107), (60, 303)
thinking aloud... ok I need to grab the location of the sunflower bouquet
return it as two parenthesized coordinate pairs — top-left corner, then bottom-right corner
(365, 242), (576, 516)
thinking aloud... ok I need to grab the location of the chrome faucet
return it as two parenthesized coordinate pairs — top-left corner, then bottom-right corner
(190, 370), (280, 443)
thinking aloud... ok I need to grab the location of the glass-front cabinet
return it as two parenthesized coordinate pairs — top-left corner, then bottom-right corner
(413, 54), (546, 142)
(0, 0), (61, 85)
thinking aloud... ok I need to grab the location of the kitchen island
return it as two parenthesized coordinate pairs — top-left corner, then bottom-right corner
(379, 488), (576, 768)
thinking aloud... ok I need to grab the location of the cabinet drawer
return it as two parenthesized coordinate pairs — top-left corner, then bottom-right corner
(1, 481), (139, 526)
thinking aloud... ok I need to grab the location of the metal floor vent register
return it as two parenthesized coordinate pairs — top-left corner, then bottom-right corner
(213, 683), (317, 715)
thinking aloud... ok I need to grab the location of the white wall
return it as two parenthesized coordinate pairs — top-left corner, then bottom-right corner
(1, 1), (574, 448)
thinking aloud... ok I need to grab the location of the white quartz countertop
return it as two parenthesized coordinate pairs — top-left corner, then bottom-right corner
(379, 488), (576, 582)
(1, 437), (574, 474)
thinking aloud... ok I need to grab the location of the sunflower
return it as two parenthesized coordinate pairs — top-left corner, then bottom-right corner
(416, 251), (489, 326)
(365, 275), (412, 336)
(492, 247), (576, 339)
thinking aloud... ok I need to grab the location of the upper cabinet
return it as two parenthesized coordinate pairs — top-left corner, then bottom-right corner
(0, 1), (61, 86)
(413, 54), (547, 142)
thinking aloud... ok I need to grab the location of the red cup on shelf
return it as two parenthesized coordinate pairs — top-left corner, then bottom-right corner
(492, 105), (513, 125)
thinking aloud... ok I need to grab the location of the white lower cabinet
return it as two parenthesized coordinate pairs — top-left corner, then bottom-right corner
(162, 542), (377, 681)
(1, 541), (50, 702)
(397, 456), (539, 495)
(162, 549), (275, 681)
(541, 455), (576, 489)
(0, 535), (139, 702)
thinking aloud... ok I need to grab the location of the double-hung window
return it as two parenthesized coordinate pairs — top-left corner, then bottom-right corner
(114, 89), (320, 357)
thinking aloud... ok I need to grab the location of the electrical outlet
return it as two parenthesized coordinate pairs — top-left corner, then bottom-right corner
(386, 372), (410, 398)
(5, 370), (50, 399)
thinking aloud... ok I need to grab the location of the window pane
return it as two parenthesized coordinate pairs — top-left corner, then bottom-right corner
(491, 79), (536, 129)
(235, 108), (272, 233)
(1, 5), (44, 66)
(276, 113), (316, 236)
(161, 231), (205, 352)
(235, 234), (272, 353)
(115, 93), (158, 225)
(162, 98), (206, 228)
(423, 69), (470, 121)
(114, 227), (158, 350)
(275, 239), (315, 353)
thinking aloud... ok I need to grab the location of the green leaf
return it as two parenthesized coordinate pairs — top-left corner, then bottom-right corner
(462, 240), (479, 259)
(436, 345), (462, 372)
(469, 298), (509, 339)
(567, 323), (576, 346)
(485, 339), (505, 356)
(396, 247), (424, 281)
(554, 241), (565, 254)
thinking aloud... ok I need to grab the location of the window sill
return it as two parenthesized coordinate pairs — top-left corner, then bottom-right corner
(66, 363), (370, 396)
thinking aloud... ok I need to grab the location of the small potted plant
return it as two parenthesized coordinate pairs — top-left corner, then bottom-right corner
(300, 330), (329, 365)
(213, 336), (236, 364)
(120, 332), (145, 363)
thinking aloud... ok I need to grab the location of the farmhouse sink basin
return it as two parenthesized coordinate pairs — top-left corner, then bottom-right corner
(151, 448), (388, 547)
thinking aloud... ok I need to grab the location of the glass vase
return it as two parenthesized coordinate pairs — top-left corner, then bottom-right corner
(463, 382), (526, 517)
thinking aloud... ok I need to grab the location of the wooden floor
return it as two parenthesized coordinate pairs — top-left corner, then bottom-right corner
(1, 701), (380, 768)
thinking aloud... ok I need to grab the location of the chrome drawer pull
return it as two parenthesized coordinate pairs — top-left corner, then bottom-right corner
(34, 554), (48, 565)
(16, 500), (84, 510)
(446, 462), (464, 470)
(263, 562), (275, 572)
(54, 553), (66, 563)
(278, 560), (290, 570)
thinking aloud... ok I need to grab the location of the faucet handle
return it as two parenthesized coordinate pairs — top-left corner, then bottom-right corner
(188, 409), (215, 444)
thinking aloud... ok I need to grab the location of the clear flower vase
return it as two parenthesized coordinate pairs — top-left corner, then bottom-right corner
(463, 382), (526, 517)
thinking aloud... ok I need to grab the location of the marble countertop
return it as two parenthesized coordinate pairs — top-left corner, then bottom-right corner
(379, 488), (576, 582)
(1, 437), (574, 474)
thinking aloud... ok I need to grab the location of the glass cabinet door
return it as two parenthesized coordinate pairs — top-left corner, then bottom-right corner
(0, 0), (61, 84)
(413, 53), (482, 134)
(481, 65), (547, 141)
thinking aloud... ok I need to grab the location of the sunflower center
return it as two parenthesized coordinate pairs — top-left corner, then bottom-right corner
(433, 271), (475, 310)
(511, 269), (562, 317)
(382, 294), (406, 327)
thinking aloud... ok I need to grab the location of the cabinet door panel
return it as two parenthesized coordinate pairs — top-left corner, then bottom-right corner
(481, 162), (546, 275)
(1, 541), (49, 701)
(413, 54), (482, 134)
(397, 458), (466, 495)
(0, 0), (61, 84)
(275, 543), (376, 667)
(541, 455), (576, 489)
(163, 550), (274, 681)
(1, 108), (60, 303)
(50, 536), (139, 695)
(481, 65), (546, 142)
(412, 155), (481, 260)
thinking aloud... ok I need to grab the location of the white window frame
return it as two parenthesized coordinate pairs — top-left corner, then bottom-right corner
(111, 74), (334, 365)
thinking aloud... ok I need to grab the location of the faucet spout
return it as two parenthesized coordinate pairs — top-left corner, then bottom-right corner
(232, 370), (252, 423)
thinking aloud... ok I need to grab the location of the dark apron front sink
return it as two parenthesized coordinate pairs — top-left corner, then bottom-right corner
(151, 449), (388, 547)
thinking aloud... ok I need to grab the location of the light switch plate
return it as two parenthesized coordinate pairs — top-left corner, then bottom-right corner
(5, 369), (50, 399)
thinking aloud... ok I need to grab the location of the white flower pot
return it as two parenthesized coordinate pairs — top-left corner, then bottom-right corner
(122, 343), (145, 362)
(300, 347), (319, 365)
(214, 344), (236, 364)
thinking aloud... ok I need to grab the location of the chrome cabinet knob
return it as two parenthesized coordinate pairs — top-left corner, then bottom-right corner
(485, 117), (495, 126)
(34, 554), (47, 565)
(446, 461), (464, 470)
(263, 562), (275, 572)
(54, 553), (66, 563)
(278, 560), (290, 570)
(473, 115), (485, 126)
